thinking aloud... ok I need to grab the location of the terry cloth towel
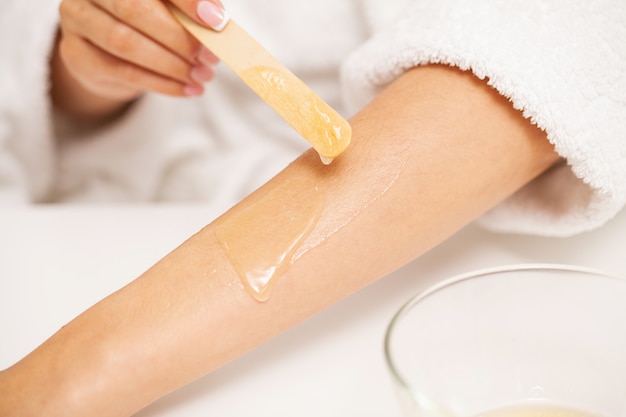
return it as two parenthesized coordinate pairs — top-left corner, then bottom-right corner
(343, 0), (626, 237)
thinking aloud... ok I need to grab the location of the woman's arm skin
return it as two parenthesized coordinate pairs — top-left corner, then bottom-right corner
(0, 65), (559, 416)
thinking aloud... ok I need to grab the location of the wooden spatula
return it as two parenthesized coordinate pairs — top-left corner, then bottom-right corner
(168, 5), (352, 164)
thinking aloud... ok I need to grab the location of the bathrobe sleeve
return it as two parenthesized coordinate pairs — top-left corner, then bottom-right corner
(0, 1), (61, 203)
(341, 0), (626, 237)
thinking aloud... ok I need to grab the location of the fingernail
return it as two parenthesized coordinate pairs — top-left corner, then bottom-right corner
(197, 47), (219, 66)
(196, 1), (230, 31)
(184, 84), (204, 96)
(190, 65), (214, 83)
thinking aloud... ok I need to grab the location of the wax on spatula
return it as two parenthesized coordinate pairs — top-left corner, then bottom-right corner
(168, 5), (352, 164)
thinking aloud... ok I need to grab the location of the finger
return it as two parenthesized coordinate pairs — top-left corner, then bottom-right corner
(60, 32), (205, 98)
(168, 0), (230, 31)
(92, 0), (207, 64)
(197, 47), (219, 66)
(62, 2), (200, 85)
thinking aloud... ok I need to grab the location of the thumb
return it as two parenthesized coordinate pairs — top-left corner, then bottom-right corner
(169, 0), (230, 31)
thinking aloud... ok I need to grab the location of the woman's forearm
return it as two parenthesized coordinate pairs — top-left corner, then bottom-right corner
(1, 65), (559, 416)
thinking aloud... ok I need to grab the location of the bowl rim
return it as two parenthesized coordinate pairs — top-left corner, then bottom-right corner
(383, 263), (626, 393)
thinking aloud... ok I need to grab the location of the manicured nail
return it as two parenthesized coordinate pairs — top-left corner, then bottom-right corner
(190, 65), (214, 83)
(184, 84), (204, 96)
(196, 1), (230, 31)
(197, 47), (219, 66)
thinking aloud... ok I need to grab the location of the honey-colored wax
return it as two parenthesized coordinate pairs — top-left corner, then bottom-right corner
(474, 403), (603, 417)
(166, 10), (351, 162)
(214, 177), (325, 302)
(240, 66), (351, 163)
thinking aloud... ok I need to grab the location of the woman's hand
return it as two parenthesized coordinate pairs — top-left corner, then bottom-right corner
(51, 0), (228, 120)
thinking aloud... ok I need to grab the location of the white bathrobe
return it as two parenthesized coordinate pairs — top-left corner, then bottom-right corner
(0, 0), (624, 237)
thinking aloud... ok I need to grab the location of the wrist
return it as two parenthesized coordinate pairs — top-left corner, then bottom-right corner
(0, 335), (130, 417)
(0, 364), (57, 417)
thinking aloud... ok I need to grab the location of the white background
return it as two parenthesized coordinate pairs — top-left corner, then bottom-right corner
(2, 206), (625, 416)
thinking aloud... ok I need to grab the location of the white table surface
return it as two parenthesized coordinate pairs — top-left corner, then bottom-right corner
(1, 205), (625, 417)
